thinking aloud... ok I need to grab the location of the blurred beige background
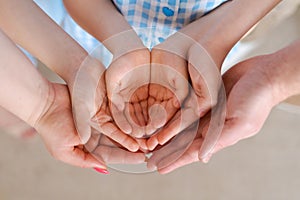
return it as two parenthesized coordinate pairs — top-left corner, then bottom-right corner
(1, 2), (300, 200)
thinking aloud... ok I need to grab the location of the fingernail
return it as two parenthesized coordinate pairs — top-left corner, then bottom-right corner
(147, 165), (157, 171)
(93, 167), (109, 175)
(202, 156), (211, 164)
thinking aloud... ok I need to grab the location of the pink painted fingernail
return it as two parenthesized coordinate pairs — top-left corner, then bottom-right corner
(93, 167), (109, 175)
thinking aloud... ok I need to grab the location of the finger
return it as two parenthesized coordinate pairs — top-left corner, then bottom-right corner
(147, 124), (198, 171)
(148, 103), (167, 130)
(146, 135), (159, 151)
(189, 67), (213, 111)
(165, 98), (179, 120)
(126, 103), (146, 138)
(93, 145), (146, 164)
(90, 121), (139, 152)
(72, 103), (92, 144)
(72, 57), (106, 144)
(128, 103), (141, 127)
(84, 133), (101, 153)
(156, 106), (199, 146)
(134, 138), (148, 151)
(140, 100), (149, 123)
(146, 110), (182, 151)
(172, 74), (189, 108)
(110, 102), (132, 134)
(146, 99), (181, 140)
(158, 138), (203, 174)
(199, 115), (257, 163)
(61, 146), (107, 169)
(133, 102), (146, 126)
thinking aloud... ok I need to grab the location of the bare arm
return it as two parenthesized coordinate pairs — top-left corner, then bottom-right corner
(63, 0), (145, 55)
(180, 0), (282, 66)
(0, 0), (87, 86)
(267, 39), (300, 101)
(0, 28), (52, 126)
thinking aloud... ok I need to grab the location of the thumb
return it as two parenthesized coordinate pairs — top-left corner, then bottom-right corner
(72, 102), (92, 144)
(63, 146), (107, 170)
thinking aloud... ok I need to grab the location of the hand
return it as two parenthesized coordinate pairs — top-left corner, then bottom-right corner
(146, 45), (190, 138)
(33, 83), (106, 169)
(84, 129), (146, 165)
(106, 48), (151, 138)
(147, 40), (223, 151)
(200, 55), (283, 162)
(71, 56), (139, 152)
(151, 55), (278, 173)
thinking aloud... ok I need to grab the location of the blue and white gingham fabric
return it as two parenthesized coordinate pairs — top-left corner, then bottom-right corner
(29, 0), (236, 68)
(62, 0), (228, 66)
(111, 0), (228, 47)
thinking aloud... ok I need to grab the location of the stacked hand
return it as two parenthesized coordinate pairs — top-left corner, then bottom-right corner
(148, 53), (296, 174)
(74, 32), (226, 173)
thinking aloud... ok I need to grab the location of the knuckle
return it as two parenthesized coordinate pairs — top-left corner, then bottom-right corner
(242, 120), (260, 137)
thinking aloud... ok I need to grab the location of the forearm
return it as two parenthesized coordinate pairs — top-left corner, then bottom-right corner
(180, 0), (282, 66)
(63, 0), (145, 55)
(0, 29), (53, 127)
(0, 0), (87, 85)
(267, 39), (300, 102)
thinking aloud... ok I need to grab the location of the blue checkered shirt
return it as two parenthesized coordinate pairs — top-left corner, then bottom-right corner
(62, 0), (228, 66)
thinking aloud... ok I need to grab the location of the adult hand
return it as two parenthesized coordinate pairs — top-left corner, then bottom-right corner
(150, 54), (280, 173)
(84, 129), (146, 165)
(34, 83), (107, 170)
(200, 55), (288, 162)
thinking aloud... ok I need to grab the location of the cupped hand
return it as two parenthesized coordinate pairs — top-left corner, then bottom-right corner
(34, 83), (106, 169)
(146, 46), (189, 138)
(200, 55), (280, 162)
(147, 41), (223, 150)
(106, 48), (151, 139)
(71, 56), (139, 152)
(151, 55), (279, 173)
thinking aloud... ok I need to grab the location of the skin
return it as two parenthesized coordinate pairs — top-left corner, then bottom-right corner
(0, 106), (36, 139)
(148, 39), (300, 174)
(0, 29), (104, 169)
(0, 0), (142, 169)
(147, 0), (282, 151)
(63, 0), (189, 142)
(64, 0), (283, 158)
(0, 0), (284, 171)
(0, 28), (145, 169)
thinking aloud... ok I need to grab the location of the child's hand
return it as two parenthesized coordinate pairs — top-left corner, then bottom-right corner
(146, 47), (189, 138)
(106, 48), (151, 138)
(147, 41), (222, 150)
(72, 57), (140, 152)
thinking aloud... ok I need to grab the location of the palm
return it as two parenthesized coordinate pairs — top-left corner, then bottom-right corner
(149, 56), (275, 173)
(35, 84), (105, 168)
(72, 56), (139, 152)
(106, 49), (151, 138)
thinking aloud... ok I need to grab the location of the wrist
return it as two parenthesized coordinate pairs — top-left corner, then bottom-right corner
(27, 81), (56, 128)
(154, 32), (195, 59)
(102, 29), (146, 58)
(267, 49), (300, 102)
